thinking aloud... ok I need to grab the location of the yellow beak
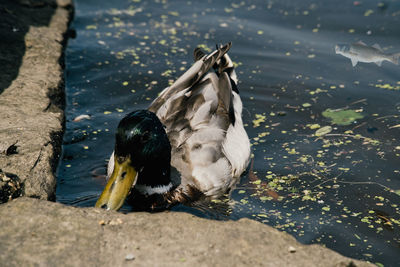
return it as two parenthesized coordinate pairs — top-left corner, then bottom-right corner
(95, 156), (138, 211)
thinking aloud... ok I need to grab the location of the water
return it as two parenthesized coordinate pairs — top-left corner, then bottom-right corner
(57, 0), (400, 265)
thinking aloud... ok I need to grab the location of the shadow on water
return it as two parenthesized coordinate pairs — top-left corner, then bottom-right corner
(0, 0), (59, 94)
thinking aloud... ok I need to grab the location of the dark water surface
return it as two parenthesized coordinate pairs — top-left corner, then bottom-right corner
(57, 0), (400, 265)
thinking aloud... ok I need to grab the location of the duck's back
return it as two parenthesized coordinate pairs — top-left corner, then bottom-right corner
(149, 43), (250, 198)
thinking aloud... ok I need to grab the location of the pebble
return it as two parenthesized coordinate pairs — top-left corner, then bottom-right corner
(288, 246), (296, 253)
(109, 218), (123, 225)
(125, 253), (135, 261)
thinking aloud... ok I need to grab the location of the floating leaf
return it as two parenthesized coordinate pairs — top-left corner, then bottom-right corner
(315, 126), (332, 136)
(322, 109), (364, 126)
(322, 206), (330, 211)
(252, 114), (266, 127)
(309, 124), (320, 129)
(364, 9), (374, 16)
(86, 25), (97, 30)
(361, 217), (370, 223)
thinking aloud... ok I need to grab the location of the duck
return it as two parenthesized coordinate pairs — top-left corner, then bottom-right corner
(95, 42), (251, 211)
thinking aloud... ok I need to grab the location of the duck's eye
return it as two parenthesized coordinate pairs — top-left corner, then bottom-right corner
(117, 155), (128, 163)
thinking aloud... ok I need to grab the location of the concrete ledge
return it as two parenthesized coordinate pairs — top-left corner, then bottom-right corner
(0, 0), (72, 200)
(0, 197), (374, 267)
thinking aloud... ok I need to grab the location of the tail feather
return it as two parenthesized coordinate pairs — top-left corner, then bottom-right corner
(214, 43), (235, 74)
(202, 42), (232, 69)
(149, 43), (232, 113)
(193, 47), (206, 61)
(213, 44), (239, 93)
(169, 42), (231, 93)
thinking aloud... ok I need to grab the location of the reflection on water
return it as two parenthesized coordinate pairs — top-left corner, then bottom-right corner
(57, 0), (400, 266)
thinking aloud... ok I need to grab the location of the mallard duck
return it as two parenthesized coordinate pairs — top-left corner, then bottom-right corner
(95, 42), (250, 211)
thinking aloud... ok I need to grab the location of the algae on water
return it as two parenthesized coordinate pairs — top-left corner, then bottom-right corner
(322, 109), (364, 126)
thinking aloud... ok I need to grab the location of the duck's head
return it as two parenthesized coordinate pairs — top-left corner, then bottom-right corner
(95, 110), (172, 211)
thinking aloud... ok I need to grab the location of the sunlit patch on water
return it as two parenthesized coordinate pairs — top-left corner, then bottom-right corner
(57, 0), (400, 266)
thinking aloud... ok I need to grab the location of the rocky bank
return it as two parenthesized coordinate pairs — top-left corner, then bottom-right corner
(0, 197), (374, 267)
(0, 0), (72, 200)
(0, 0), (375, 266)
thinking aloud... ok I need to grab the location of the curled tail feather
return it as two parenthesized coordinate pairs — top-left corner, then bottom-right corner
(150, 43), (232, 112)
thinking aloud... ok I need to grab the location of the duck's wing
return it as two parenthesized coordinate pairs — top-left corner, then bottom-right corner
(149, 43), (250, 198)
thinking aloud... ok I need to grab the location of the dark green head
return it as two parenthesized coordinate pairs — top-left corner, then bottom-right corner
(115, 110), (171, 177)
(96, 110), (172, 211)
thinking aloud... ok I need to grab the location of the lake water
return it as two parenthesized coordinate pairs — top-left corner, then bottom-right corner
(56, 0), (400, 265)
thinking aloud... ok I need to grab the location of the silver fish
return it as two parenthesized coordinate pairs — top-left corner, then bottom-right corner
(335, 41), (399, 67)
